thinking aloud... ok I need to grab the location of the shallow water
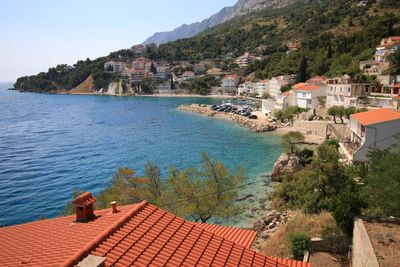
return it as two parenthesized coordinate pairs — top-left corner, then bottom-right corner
(0, 84), (281, 226)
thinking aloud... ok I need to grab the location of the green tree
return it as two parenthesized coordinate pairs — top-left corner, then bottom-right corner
(273, 142), (364, 234)
(150, 63), (157, 75)
(362, 148), (400, 217)
(164, 153), (245, 222)
(328, 106), (339, 124)
(389, 51), (400, 75)
(297, 54), (308, 83)
(288, 233), (311, 260)
(282, 131), (305, 154)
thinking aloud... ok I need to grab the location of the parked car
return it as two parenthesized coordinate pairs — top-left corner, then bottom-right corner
(249, 115), (258, 119)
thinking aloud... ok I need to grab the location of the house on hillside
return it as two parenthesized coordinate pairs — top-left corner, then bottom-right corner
(295, 84), (327, 109)
(236, 52), (256, 68)
(375, 36), (400, 63)
(130, 44), (146, 54)
(156, 66), (171, 80)
(326, 75), (368, 108)
(238, 81), (255, 95)
(269, 75), (293, 97)
(255, 80), (270, 96)
(104, 61), (125, 73)
(0, 192), (309, 267)
(348, 108), (400, 161)
(182, 71), (195, 80)
(222, 74), (240, 89)
(132, 57), (153, 71)
(306, 76), (326, 85)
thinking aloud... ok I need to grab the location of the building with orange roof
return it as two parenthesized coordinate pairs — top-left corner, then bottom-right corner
(349, 108), (400, 161)
(375, 36), (400, 62)
(0, 193), (310, 267)
(306, 76), (326, 85)
(295, 84), (326, 109)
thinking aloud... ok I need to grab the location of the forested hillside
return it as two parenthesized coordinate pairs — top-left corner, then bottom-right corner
(14, 0), (400, 92)
(149, 0), (400, 79)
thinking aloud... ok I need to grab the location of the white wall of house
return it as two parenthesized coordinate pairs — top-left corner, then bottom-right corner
(296, 88), (326, 109)
(327, 84), (365, 108)
(223, 78), (239, 88)
(262, 99), (275, 117)
(256, 82), (270, 96)
(351, 119), (400, 161)
(269, 78), (282, 97)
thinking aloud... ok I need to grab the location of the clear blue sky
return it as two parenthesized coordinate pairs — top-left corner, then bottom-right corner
(0, 0), (236, 82)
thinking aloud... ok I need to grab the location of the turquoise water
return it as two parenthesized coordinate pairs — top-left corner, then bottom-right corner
(0, 84), (282, 226)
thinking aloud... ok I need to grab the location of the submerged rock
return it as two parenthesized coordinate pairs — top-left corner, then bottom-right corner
(235, 194), (255, 202)
(271, 153), (301, 182)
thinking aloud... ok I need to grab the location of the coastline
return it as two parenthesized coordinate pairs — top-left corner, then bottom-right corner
(178, 104), (277, 133)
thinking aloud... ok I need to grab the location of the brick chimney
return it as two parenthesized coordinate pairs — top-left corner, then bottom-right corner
(72, 192), (96, 222)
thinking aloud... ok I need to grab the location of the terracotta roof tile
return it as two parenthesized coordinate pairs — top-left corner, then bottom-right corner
(351, 108), (400, 126)
(296, 85), (322, 91)
(293, 83), (307, 90)
(0, 201), (310, 267)
(72, 192), (96, 206)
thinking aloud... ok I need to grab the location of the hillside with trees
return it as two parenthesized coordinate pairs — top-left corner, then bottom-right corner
(14, 0), (400, 92)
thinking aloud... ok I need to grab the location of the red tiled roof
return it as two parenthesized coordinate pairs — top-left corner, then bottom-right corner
(0, 204), (138, 267)
(296, 85), (322, 91)
(282, 91), (292, 97)
(293, 83), (307, 90)
(306, 76), (325, 83)
(191, 221), (257, 248)
(0, 201), (310, 267)
(72, 192), (96, 206)
(351, 108), (400, 126)
(224, 74), (240, 80)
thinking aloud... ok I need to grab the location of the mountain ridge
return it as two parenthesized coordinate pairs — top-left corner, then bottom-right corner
(143, 0), (298, 45)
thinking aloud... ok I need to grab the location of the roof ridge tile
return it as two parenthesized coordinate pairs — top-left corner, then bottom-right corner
(61, 200), (149, 267)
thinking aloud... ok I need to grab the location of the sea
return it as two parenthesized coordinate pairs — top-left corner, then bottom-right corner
(0, 83), (282, 227)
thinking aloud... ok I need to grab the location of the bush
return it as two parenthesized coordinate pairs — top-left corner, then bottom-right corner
(288, 232), (311, 260)
(321, 226), (350, 255)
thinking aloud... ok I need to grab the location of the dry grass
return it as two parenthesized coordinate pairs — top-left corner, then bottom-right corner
(364, 221), (400, 267)
(68, 75), (94, 94)
(259, 212), (337, 259)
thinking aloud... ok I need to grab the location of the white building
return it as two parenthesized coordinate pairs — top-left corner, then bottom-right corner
(349, 108), (400, 161)
(326, 75), (368, 108)
(375, 36), (400, 63)
(255, 80), (270, 96)
(182, 71), (195, 80)
(156, 66), (171, 79)
(236, 53), (256, 68)
(222, 75), (240, 89)
(104, 61), (125, 73)
(295, 85), (326, 109)
(238, 82), (255, 95)
(269, 76), (292, 97)
(262, 99), (276, 118)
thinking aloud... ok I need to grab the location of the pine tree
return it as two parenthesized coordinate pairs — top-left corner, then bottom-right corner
(297, 54), (308, 83)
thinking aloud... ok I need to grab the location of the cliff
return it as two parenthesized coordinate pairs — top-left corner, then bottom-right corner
(143, 0), (298, 45)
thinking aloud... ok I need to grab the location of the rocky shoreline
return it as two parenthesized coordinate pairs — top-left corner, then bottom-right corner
(178, 104), (277, 132)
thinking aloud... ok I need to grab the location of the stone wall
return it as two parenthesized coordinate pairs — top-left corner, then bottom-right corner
(352, 219), (379, 267)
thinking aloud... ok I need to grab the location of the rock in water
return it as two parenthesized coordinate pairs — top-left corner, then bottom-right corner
(271, 153), (301, 182)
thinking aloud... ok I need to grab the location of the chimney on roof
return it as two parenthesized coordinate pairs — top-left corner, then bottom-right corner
(72, 192), (96, 222)
(111, 201), (118, 213)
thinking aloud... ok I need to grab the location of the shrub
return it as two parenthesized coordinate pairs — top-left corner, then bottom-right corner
(321, 226), (350, 255)
(288, 232), (311, 260)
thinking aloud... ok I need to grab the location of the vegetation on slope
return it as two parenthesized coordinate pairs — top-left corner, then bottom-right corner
(14, 0), (400, 92)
